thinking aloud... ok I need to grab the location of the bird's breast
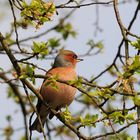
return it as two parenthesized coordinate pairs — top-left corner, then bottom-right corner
(40, 67), (77, 108)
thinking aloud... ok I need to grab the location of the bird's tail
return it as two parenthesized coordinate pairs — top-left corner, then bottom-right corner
(30, 116), (47, 133)
(30, 105), (50, 133)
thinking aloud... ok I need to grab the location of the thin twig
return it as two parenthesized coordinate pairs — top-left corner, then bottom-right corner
(113, 0), (129, 67)
(8, 0), (22, 51)
(91, 118), (140, 139)
(22, 83), (47, 140)
(56, 1), (113, 8)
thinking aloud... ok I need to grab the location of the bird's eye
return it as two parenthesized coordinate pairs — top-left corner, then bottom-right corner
(72, 54), (77, 59)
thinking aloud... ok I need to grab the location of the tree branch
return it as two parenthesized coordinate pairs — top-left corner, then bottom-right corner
(56, 1), (113, 9)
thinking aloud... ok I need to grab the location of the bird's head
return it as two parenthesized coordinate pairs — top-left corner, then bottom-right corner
(53, 50), (83, 68)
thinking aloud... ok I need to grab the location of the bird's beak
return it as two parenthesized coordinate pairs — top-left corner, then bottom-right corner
(76, 58), (83, 62)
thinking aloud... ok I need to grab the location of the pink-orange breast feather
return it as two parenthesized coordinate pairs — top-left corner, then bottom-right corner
(40, 67), (77, 109)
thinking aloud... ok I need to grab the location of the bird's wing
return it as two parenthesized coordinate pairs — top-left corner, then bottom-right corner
(35, 68), (54, 112)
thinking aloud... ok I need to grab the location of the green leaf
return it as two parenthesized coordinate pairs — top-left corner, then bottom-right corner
(7, 87), (15, 98)
(118, 116), (125, 125)
(79, 116), (83, 123)
(68, 78), (82, 88)
(130, 39), (140, 50)
(87, 39), (104, 51)
(133, 95), (140, 106)
(26, 65), (35, 76)
(126, 112), (136, 121)
(6, 115), (12, 122)
(127, 136), (134, 140)
(109, 133), (134, 140)
(48, 38), (60, 48)
(19, 74), (28, 79)
(80, 113), (98, 127)
(123, 55), (140, 78)
(110, 111), (125, 125)
(0, 67), (4, 72)
(7, 87), (20, 103)
(61, 106), (72, 121)
(21, 0), (56, 28)
(32, 41), (48, 58)
(44, 76), (59, 90)
(20, 64), (36, 84)
(32, 41), (47, 53)
(56, 22), (77, 40)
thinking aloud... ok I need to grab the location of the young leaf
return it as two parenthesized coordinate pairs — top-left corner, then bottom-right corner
(32, 41), (48, 58)
(0, 67), (4, 72)
(56, 22), (77, 40)
(130, 39), (140, 50)
(48, 38), (60, 48)
(133, 95), (140, 106)
(21, 0), (56, 28)
(80, 113), (98, 127)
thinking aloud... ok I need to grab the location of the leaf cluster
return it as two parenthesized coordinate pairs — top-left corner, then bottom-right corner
(109, 111), (136, 125)
(123, 55), (140, 78)
(21, 0), (56, 28)
(56, 21), (77, 39)
(20, 64), (36, 84)
(32, 41), (48, 58)
(80, 113), (98, 127)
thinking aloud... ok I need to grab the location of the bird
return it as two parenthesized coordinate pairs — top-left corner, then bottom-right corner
(30, 49), (83, 132)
